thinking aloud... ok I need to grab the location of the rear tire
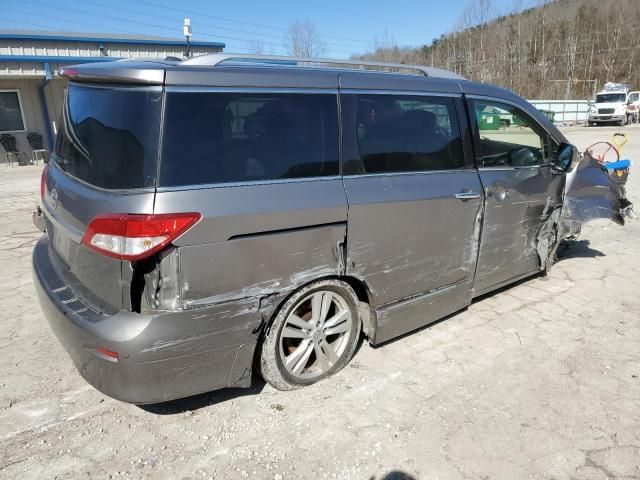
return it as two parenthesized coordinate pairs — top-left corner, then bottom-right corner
(259, 279), (361, 391)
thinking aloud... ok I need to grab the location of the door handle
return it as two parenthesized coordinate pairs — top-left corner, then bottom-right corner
(455, 191), (481, 200)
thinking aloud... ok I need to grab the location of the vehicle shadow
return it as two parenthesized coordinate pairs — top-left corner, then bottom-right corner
(370, 471), (416, 480)
(555, 239), (605, 261)
(138, 374), (266, 415)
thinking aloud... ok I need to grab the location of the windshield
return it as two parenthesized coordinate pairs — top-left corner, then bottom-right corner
(55, 84), (162, 189)
(595, 93), (626, 103)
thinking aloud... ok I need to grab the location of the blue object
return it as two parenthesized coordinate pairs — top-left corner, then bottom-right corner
(603, 159), (631, 171)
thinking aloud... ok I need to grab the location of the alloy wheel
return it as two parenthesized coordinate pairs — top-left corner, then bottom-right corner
(278, 290), (353, 381)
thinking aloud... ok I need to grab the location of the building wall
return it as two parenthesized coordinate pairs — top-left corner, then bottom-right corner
(0, 38), (221, 64)
(0, 78), (49, 160)
(0, 60), (49, 78)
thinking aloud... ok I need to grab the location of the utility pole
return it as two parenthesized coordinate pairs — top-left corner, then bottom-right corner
(183, 18), (192, 58)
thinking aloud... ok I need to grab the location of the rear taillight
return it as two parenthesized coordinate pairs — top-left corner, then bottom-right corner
(81, 212), (201, 261)
(41, 164), (48, 200)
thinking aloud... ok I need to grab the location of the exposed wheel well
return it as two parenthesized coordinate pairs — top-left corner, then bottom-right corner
(340, 275), (373, 306)
(338, 275), (375, 340)
(253, 274), (376, 372)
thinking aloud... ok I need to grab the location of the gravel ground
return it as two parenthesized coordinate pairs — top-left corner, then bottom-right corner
(0, 125), (639, 480)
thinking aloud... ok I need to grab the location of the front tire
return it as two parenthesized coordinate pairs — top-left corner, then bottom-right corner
(259, 279), (361, 391)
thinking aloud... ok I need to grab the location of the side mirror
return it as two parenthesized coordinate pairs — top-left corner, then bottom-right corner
(555, 142), (577, 172)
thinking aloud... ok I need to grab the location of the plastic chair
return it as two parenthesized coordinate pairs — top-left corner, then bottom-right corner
(0, 134), (28, 166)
(27, 132), (49, 165)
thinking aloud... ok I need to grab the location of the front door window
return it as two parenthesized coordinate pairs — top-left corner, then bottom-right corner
(471, 100), (550, 168)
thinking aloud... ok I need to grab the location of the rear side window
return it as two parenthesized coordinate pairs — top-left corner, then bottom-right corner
(160, 92), (339, 187)
(55, 84), (161, 189)
(346, 94), (464, 174)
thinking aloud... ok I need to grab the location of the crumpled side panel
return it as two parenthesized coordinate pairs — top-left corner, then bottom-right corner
(178, 224), (346, 309)
(535, 203), (562, 272)
(563, 154), (626, 234)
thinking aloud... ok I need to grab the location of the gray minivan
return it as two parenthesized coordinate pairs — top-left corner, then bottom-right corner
(32, 54), (624, 404)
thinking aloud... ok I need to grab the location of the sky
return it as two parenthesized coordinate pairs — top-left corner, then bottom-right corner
(0, 0), (507, 58)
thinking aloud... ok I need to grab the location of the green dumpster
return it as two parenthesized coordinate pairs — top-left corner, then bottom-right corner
(477, 111), (500, 130)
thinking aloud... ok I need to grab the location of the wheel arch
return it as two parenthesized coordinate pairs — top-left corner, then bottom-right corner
(256, 275), (367, 389)
(257, 273), (376, 344)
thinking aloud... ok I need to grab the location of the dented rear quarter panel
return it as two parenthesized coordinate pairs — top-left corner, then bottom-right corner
(153, 178), (348, 309)
(83, 177), (352, 400)
(180, 224), (346, 307)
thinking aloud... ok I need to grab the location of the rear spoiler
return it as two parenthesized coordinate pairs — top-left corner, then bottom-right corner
(59, 60), (168, 85)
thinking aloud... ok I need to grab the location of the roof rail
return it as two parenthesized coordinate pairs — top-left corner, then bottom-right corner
(181, 53), (465, 80)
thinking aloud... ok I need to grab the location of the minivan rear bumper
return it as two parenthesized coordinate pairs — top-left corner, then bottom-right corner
(33, 236), (261, 404)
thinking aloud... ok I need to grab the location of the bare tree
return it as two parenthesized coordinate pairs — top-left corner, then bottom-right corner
(284, 19), (326, 57)
(357, 29), (414, 65)
(353, 0), (640, 100)
(247, 40), (266, 55)
(461, 0), (494, 81)
(372, 29), (398, 63)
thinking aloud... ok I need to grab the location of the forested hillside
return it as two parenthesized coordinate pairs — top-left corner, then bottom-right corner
(357, 0), (640, 100)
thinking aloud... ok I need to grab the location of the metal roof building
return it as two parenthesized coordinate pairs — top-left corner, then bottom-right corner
(0, 30), (225, 156)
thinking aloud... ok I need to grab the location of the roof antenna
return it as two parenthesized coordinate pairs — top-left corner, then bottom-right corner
(183, 18), (192, 58)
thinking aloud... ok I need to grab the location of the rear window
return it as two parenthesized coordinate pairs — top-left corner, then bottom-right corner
(55, 84), (161, 189)
(159, 92), (339, 187)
